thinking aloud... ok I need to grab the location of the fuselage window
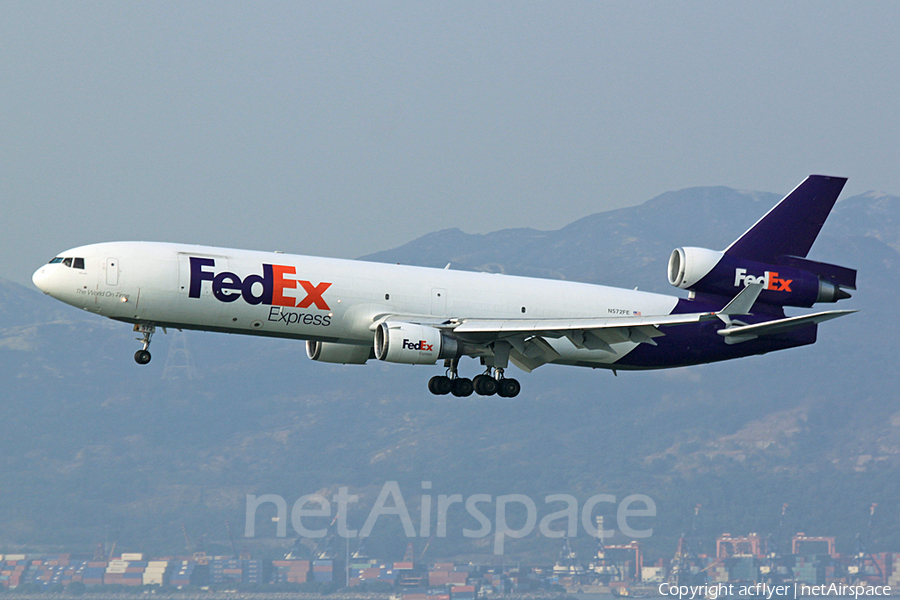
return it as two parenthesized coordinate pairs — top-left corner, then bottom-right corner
(73, 257), (85, 270)
(63, 258), (73, 267)
(49, 257), (64, 264)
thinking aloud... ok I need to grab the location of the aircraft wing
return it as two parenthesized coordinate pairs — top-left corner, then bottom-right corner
(374, 311), (719, 372)
(374, 283), (854, 371)
(446, 312), (716, 339)
(448, 312), (721, 371)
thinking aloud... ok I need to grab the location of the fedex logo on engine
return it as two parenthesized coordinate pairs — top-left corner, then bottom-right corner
(734, 268), (793, 292)
(402, 339), (434, 352)
(188, 257), (331, 309)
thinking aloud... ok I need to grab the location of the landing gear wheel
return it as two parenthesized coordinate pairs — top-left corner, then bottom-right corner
(497, 378), (521, 398)
(450, 377), (474, 397)
(428, 375), (453, 395)
(473, 374), (498, 396)
(133, 324), (156, 366)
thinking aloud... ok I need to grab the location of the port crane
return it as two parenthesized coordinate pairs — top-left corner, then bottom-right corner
(761, 504), (793, 584)
(849, 503), (885, 585)
(589, 516), (621, 584)
(669, 504), (705, 586)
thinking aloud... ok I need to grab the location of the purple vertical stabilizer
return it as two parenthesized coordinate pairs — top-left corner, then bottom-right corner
(724, 175), (847, 262)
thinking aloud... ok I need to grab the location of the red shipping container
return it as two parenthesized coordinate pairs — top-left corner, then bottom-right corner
(314, 565), (333, 572)
(395, 562), (414, 570)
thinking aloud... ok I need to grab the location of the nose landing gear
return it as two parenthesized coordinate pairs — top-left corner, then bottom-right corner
(133, 324), (155, 365)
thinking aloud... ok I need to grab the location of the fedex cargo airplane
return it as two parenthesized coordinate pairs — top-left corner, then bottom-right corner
(33, 175), (856, 398)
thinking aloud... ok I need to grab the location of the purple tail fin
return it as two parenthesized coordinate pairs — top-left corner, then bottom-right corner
(724, 175), (848, 262)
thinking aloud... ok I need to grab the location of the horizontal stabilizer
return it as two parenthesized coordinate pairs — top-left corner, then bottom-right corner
(718, 309), (857, 344)
(778, 255), (857, 290)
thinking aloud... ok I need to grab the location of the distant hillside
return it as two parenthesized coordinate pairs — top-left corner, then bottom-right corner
(360, 187), (784, 291)
(2, 186), (899, 563)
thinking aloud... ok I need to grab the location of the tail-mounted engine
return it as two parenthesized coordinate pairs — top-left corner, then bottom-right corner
(668, 246), (855, 307)
(374, 322), (460, 365)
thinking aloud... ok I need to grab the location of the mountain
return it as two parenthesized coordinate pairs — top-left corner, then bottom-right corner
(2, 186), (899, 563)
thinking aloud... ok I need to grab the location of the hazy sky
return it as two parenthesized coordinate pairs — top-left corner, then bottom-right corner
(3, 1), (899, 287)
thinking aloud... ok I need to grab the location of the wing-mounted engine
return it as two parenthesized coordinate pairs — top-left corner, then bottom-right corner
(306, 341), (373, 364)
(668, 246), (855, 307)
(374, 322), (461, 365)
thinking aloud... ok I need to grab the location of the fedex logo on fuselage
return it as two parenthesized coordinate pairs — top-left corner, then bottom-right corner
(403, 339), (434, 352)
(188, 257), (331, 309)
(734, 268), (793, 292)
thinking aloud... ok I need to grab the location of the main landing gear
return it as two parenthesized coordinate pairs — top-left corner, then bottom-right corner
(133, 324), (155, 365)
(428, 360), (521, 398)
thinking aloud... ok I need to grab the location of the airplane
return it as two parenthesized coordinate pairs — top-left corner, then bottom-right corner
(32, 175), (857, 398)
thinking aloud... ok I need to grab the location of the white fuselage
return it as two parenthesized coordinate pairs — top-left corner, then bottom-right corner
(32, 242), (680, 366)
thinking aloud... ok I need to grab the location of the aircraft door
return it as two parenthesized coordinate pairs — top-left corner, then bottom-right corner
(178, 253), (228, 298)
(431, 288), (448, 316)
(106, 258), (119, 285)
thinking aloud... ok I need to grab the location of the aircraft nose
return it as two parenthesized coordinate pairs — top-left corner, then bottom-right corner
(32, 265), (51, 293)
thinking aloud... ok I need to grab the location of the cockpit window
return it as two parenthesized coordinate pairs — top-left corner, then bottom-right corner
(51, 256), (86, 268)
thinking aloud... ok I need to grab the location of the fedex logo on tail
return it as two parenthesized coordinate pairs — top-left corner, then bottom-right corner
(189, 257), (331, 309)
(403, 339), (434, 352)
(734, 268), (792, 292)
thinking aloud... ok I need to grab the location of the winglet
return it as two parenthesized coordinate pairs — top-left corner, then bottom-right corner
(716, 282), (763, 325)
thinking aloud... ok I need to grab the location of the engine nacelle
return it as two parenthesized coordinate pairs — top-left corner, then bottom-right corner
(668, 247), (725, 289)
(668, 247), (853, 307)
(306, 341), (372, 364)
(374, 322), (459, 365)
